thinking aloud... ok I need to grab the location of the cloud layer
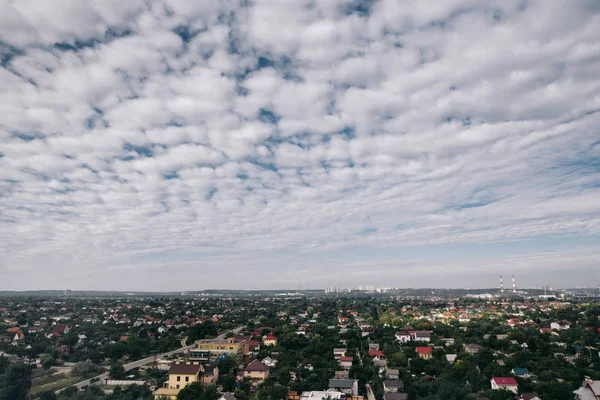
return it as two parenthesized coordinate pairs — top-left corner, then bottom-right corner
(1, 0), (599, 290)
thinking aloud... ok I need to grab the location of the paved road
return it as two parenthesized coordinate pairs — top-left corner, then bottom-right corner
(55, 326), (244, 394)
(365, 383), (376, 400)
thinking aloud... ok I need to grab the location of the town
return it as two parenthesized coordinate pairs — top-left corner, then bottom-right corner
(1, 289), (599, 400)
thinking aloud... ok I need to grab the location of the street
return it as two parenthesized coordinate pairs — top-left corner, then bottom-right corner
(56, 325), (244, 394)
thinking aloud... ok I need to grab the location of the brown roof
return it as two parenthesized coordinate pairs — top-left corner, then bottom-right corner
(243, 360), (270, 372)
(168, 362), (202, 375)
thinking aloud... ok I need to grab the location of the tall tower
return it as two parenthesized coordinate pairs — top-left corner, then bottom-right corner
(512, 274), (516, 294)
(500, 275), (504, 294)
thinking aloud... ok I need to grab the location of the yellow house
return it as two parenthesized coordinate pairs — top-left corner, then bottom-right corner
(192, 337), (247, 361)
(241, 360), (270, 382)
(263, 334), (277, 346)
(154, 361), (203, 399)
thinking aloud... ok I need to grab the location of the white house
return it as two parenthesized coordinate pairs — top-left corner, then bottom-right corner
(491, 377), (518, 394)
(550, 321), (571, 330)
(395, 332), (411, 343)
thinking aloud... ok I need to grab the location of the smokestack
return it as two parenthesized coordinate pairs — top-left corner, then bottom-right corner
(500, 275), (504, 293)
(512, 274), (516, 294)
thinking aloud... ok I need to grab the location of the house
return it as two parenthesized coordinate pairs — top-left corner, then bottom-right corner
(192, 337), (248, 361)
(328, 379), (358, 395)
(369, 343), (380, 351)
(512, 368), (531, 379)
(12, 331), (24, 342)
(395, 331), (411, 343)
(416, 347), (432, 360)
(383, 380), (404, 393)
(202, 365), (219, 385)
(551, 321), (571, 330)
(411, 331), (431, 342)
(490, 377), (519, 394)
(508, 318), (521, 327)
(263, 334), (277, 346)
(333, 348), (346, 359)
(340, 356), (353, 369)
(445, 354), (457, 364)
(335, 370), (349, 379)
(368, 350), (385, 360)
(540, 328), (554, 335)
(384, 368), (399, 379)
(241, 360), (270, 382)
(53, 324), (69, 335)
(464, 344), (481, 355)
(574, 378), (600, 399)
(154, 361), (204, 398)
(384, 394), (408, 400)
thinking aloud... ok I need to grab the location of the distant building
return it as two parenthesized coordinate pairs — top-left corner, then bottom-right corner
(490, 377), (518, 393)
(328, 379), (358, 395)
(574, 378), (600, 399)
(416, 347), (432, 360)
(383, 380), (404, 393)
(191, 337), (248, 361)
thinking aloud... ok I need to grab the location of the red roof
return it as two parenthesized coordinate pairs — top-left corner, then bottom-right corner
(369, 350), (385, 357)
(416, 347), (432, 354)
(340, 356), (353, 362)
(6, 327), (21, 333)
(492, 377), (518, 386)
(265, 334), (277, 340)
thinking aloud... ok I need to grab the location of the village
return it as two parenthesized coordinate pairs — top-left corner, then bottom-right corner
(1, 291), (600, 400)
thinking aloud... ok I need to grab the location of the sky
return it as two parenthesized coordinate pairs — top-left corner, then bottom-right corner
(1, 0), (599, 291)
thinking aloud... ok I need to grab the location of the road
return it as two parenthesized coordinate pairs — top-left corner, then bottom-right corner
(55, 326), (244, 394)
(365, 384), (376, 400)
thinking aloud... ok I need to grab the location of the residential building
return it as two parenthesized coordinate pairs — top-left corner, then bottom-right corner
(241, 360), (270, 382)
(384, 368), (399, 379)
(328, 379), (358, 395)
(411, 331), (431, 342)
(416, 347), (432, 360)
(383, 380), (404, 393)
(166, 361), (203, 390)
(551, 321), (571, 330)
(263, 334), (278, 346)
(490, 377), (519, 394)
(340, 356), (353, 369)
(384, 394), (408, 400)
(192, 337), (248, 361)
(464, 344), (481, 355)
(574, 378), (600, 399)
(395, 332), (411, 343)
(512, 368), (531, 379)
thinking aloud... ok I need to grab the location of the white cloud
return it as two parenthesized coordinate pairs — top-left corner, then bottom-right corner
(1, 0), (599, 290)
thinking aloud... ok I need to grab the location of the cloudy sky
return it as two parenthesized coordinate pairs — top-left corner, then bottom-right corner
(1, 0), (599, 291)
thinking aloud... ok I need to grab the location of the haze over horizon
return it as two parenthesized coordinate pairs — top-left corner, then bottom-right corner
(1, 0), (599, 291)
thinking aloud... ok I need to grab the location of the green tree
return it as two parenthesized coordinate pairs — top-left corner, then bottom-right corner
(109, 363), (126, 380)
(39, 390), (58, 400)
(178, 382), (220, 400)
(0, 362), (32, 400)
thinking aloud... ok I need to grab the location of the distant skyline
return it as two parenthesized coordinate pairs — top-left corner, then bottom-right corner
(1, 1), (599, 291)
